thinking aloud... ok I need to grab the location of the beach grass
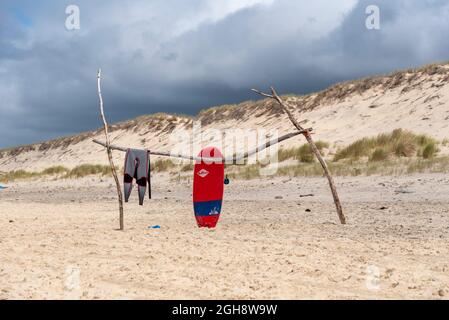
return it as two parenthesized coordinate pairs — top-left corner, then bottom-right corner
(333, 129), (438, 162)
(1, 130), (448, 183)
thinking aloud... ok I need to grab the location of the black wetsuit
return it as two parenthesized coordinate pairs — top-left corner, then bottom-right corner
(123, 149), (151, 205)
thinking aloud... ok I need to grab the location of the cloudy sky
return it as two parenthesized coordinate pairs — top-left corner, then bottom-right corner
(1, 0), (449, 148)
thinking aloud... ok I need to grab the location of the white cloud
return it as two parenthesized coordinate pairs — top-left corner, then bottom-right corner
(172, 0), (275, 37)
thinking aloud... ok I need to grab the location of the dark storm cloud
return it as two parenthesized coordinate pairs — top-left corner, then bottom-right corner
(327, 0), (449, 76)
(0, 0), (449, 147)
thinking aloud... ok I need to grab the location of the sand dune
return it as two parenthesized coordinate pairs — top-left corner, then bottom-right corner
(1, 63), (449, 172)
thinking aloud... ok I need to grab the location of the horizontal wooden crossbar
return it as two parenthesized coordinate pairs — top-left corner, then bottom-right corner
(92, 129), (310, 164)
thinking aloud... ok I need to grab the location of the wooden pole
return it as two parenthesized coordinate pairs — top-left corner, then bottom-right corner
(97, 69), (124, 230)
(252, 87), (346, 224)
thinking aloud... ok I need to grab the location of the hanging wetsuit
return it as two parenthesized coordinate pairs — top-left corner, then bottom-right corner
(124, 148), (151, 205)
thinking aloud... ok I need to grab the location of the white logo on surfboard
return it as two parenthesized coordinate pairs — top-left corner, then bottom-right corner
(197, 169), (209, 178)
(209, 207), (219, 215)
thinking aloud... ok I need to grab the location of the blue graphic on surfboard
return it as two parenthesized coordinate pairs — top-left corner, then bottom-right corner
(193, 147), (224, 228)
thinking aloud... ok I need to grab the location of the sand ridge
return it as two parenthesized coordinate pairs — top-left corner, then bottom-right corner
(1, 63), (449, 172)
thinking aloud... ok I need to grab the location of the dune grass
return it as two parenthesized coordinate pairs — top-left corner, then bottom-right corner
(0, 159), (179, 183)
(226, 164), (261, 180)
(4, 155), (449, 183)
(0, 164), (112, 182)
(151, 159), (177, 172)
(226, 130), (446, 180)
(181, 163), (194, 172)
(42, 166), (69, 175)
(369, 148), (389, 162)
(278, 141), (329, 163)
(0, 170), (41, 182)
(333, 129), (438, 162)
(64, 164), (111, 178)
(442, 138), (449, 146)
(1, 130), (447, 183)
(422, 142), (438, 159)
(227, 156), (449, 180)
(1, 165), (73, 182)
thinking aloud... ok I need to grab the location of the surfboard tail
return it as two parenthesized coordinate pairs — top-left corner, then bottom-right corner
(193, 200), (222, 228)
(195, 216), (220, 228)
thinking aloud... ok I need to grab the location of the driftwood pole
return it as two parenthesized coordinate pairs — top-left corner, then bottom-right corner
(252, 87), (346, 224)
(97, 69), (124, 230)
(92, 130), (307, 163)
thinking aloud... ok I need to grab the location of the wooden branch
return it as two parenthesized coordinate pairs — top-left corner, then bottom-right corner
(97, 69), (124, 230)
(251, 88), (274, 99)
(93, 139), (218, 162)
(92, 130), (306, 164)
(253, 87), (346, 224)
(231, 130), (310, 163)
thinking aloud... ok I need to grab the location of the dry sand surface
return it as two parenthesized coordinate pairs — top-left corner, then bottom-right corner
(1, 172), (449, 300)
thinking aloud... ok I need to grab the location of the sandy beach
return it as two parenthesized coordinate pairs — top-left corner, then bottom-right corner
(3, 0), (449, 306)
(1, 172), (448, 300)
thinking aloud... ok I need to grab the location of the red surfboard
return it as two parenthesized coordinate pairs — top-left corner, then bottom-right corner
(193, 147), (224, 228)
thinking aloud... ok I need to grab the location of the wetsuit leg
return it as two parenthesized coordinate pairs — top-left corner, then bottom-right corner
(123, 149), (136, 203)
(134, 149), (148, 206)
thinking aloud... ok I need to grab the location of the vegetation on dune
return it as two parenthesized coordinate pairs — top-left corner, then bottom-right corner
(227, 164), (261, 180)
(191, 62), (449, 118)
(277, 141), (329, 163)
(226, 156), (449, 180)
(369, 148), (389, 162)
(225, 130), (446, 180)
(1, 130), (448, 183)
(442, 138), (449, 146)
(181, 163), (194, 172)
(333, 129), (438, 162)
(64, 164), (111, 178)
(422, 142), (438, 159)
(150, 159), (177, 172)
(0, 170), (40, 182)
(0, 164), (112, 182)
(42, 166), (69, 175)
(0, 159), (180, 183)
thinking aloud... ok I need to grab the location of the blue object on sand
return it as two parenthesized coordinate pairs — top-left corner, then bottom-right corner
(148, 225), (161, 229)
(0, 185), (7, 190)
